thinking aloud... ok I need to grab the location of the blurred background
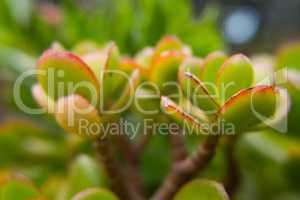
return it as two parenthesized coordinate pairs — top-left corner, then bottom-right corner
(1, 0), (300, 200)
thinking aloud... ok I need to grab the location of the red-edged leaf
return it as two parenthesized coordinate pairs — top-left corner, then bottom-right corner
(216, 54), (254, 102)
(37, 50), (100, 105)
(218, 85), (278, 132)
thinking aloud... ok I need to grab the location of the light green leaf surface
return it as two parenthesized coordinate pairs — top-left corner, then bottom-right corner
(218, 85), (277, 132)
(216, 54), (254, 101)
(37, 49), (100, 105)
(174, 179), (229, 200)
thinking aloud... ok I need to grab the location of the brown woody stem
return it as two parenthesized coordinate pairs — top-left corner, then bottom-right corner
(170, 128), (188, 164)
(224, 137), (240, 198)
(112, 132), (145, 200)
(151, 136), (219, 200)
(95, 138), (129, 199)
(134, 126), (153, 156)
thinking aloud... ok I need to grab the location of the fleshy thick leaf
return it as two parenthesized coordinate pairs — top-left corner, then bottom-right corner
(153, 35), (184, 58)
(150, 50), (186, 94)
(184, 72), (220, 114)
(55, 94), (101, 137)
(178, 57), (203, 96)
(120, 57), (142, 74)
(68, 155), (106, 197)
(104, 42), (120, 70)
(0, 179), (41, 200)
(81, 51), (107, 81)
(37, 50), (100, 105)
(71, 188), (118, 200)
(135, 47), (154, 71)
(216, 54), (254, 101)
(161, 96), (206, 134)
(276, 42), (300, 70)
(174, 179), (229, 200)
(110, 69), (140, 112)
(218, 85), (277, 132)
(201, 51), (228, 90)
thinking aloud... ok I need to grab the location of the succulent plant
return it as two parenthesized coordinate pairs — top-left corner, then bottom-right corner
(0, 36), (287, 200)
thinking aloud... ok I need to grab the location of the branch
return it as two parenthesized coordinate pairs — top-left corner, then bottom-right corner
(112, 133), (145, 199)
(169, 128), (188, 164)
(95, 138), (129, 199)
(151, 136), (219, 200)
(223, 137), (240, 198)
(133, 126), (153, 156)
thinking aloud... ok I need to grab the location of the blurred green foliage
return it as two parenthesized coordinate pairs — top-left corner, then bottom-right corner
(0, 0), (225, 56)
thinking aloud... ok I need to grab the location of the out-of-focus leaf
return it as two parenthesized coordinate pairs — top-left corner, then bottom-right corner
(37, 49), (100, 104)
(161, 96), (205, 135)
(0, 46), (35, 73)
(216, 54), (254, 101)
(149, 50), (186, 94)
(71, 188), (118, 200)
(218, 85), (277, 132)
(178, 57), (203, 96)
(152, 35), (184, 59)
(184, 72), (220, 114)
(5, 0), (33, 26)
(110, 69), (140, 112)
(72, 40), (102, 56)
(276, 42), (300, 70)
(174, 179), (229, 200)
(251, 54), (275, 84)
(201, 51), (227, 92)
(68, 155), (106, 198)
(0, 179), (41, 200)
(135, 47), (154, 72)
(55, 94), (101, 137)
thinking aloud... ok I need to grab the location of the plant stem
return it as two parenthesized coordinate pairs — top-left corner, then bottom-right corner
(170, 128), (188, 164)
(224, 137), (240, 198)
(134, 126), (153, 156)
(151, 136), (219, 200)
(112, 133), (145, 200)
(95, 138), (129, 199)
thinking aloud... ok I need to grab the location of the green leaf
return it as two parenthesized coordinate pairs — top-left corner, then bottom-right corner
(174, 179), (229, 200)
(161, 96), (206, 134)
(153, 35), (184, 59)
(110, 69), (140, 111)
(135, 47), (154, 71)
(0, 180), (41, 200)
(183, 72), (220, 114)
(68, 155), (106, 197)
(71, 188), (118, 200)
(5, 0), (33, 26)
(37, 49), (100, 105)
(178, 57), (203, 96)
(72, 40), (102, 55)
(218, 85), (277, 132)
(276, 42), (300, 70)
(216, 54), (254, 101)
(285, 69), (300, 135)
(55, 94), (102, 137)
(149, 50), (186, 94)
(104, 42), (121, 70)
(201, 51), (227, 91)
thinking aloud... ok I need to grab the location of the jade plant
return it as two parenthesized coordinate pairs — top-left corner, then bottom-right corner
(0, 36), (288, 200)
